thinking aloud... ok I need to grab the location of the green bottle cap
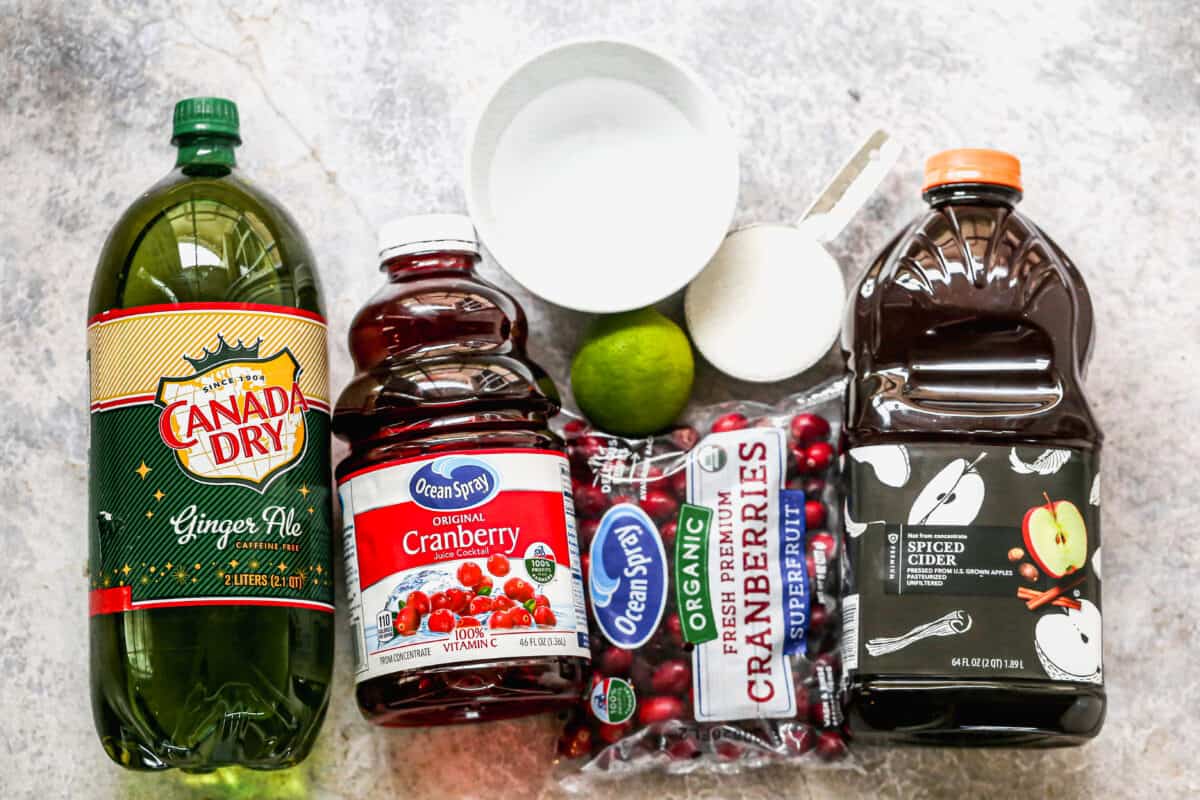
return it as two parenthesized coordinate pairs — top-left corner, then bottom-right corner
(171, 97), (241, 143)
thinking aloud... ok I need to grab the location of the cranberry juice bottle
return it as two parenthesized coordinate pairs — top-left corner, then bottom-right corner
(334, 214), (590, 725)
(841, 150), (1104, 744)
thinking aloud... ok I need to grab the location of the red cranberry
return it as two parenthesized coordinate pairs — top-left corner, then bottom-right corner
(659, 519), (678, 550)
(808, 602), (828, 633)
(596, 722), (632, 745)
(810, 694), (837, 727)
(670, 426), (700, 451)
(714, 740), (743, 760)
(808, 530), (837, 558)
(573, 482), (610, 519)
(637, 695), (685, 725)
(455, 615), (480, 628)
(664, 613), (684, 647)
(650, 660), (691, 695)
(456, 562), (483, 588)
(666, 736), (701, 760)
(405, 590), (430, 615)
(503, 577), (534, 602)
(573, 435), (608, 460)
(469, 595), (493, 614)
(393, 605), (420, 636)
(427, 608), (454, 633)
(486, 553), (510, 577)
(641, 465), (666, 485)
(630, 657), (656, 693)
(578, 518), (601, 546)
(599, 647), (634, 676)
(558, 724), (592, 759)
(509, 607), (533, 627)
(533, 606), (557, 626)
(492, 594), (515, 611)
(670, 469), (689, 500)
(711, 412), (748, 433)
(489, 609), (512, 629)
(640, 489), (678, 523)
(795, 686), (811, 720)
(790, 413), (830, 446)
(805, 441), (835, 472)
(812, 650), (841, 674)
(444, 588), (470, 614)
(804, 500), (827, 529)
(533, 594), (551, 608)
(783, 725), (816, 755)
(430, 591), (450, 611)
(815, 730), (846, 760)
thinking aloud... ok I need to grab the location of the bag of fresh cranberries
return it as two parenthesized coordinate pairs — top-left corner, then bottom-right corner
(556, 378), (852, 782)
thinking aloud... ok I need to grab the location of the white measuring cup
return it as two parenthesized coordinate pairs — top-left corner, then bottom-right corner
(685, 131), (901, 382)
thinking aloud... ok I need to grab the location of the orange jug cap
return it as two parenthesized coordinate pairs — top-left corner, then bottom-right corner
(923, 149), (1022, 193)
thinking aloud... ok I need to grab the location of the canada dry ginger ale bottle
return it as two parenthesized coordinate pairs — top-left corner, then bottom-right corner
(87, 97), (333, 770)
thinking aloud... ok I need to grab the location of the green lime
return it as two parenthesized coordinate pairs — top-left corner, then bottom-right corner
(571, 307), (694, 436)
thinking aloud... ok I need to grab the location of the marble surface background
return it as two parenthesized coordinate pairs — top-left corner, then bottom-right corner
(3, 0), (1199, 797)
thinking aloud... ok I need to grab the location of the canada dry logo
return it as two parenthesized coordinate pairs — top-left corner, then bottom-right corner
(155, 335), (309, 491)
(409, 456), (500, 511)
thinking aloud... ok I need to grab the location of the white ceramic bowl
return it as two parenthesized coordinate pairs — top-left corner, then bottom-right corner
(466, 40), (740, 313)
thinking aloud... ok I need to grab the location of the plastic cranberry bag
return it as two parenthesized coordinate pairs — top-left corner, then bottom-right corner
(556, 377), (854, 783)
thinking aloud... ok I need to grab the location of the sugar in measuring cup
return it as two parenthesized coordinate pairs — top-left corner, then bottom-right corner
(685, 131), (901, 382)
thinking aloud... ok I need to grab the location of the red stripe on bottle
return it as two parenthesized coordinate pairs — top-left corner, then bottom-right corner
(89, 586), (133, 615)
(87, 302), (327, 327)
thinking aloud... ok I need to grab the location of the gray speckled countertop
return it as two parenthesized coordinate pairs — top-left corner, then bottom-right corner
(3, 1), (1199, 798)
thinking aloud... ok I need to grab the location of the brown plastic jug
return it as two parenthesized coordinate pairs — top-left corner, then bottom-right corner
(841, 149), (1104, 745)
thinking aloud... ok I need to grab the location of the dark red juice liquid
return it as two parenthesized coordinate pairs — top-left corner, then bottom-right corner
(335, 251), (587, 726)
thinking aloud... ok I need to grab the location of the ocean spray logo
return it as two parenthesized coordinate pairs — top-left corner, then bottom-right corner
(409, 456), (500, 511)
(589, 504), (668, 648)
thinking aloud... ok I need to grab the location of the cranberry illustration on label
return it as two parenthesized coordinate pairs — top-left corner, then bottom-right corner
(457, 561), (484, 588)
(427, 608), (454, 633)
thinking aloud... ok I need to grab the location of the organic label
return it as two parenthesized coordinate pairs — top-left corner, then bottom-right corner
(674, 503), (717, 645)
(339, 449), (589, 682)
(845, 444), (1102, 685)
(87, 303), (334, 615)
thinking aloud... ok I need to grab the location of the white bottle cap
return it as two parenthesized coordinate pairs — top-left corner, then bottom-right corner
(377, 213), (479, 264)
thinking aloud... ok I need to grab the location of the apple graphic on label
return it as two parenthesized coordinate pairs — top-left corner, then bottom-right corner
(850, 444), (911, 488)
(1034, 599), (1102, 682)
(1022, 496), (1087, 579)
(907, 456), (986, 526)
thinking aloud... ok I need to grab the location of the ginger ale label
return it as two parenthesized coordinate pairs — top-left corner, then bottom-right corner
(87, 303), (334, 615)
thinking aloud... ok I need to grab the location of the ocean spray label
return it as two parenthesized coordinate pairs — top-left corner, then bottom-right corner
(87, 303), (334, 614)
(845, 444), (1101, 685)
(687, 428), (797, 722)
(339, 449), (589, 682)
(409, 456), (501, 510)
(589, 503), (669, 649)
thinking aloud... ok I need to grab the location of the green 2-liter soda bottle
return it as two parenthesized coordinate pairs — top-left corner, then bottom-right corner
(88, 98), (333, 771)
